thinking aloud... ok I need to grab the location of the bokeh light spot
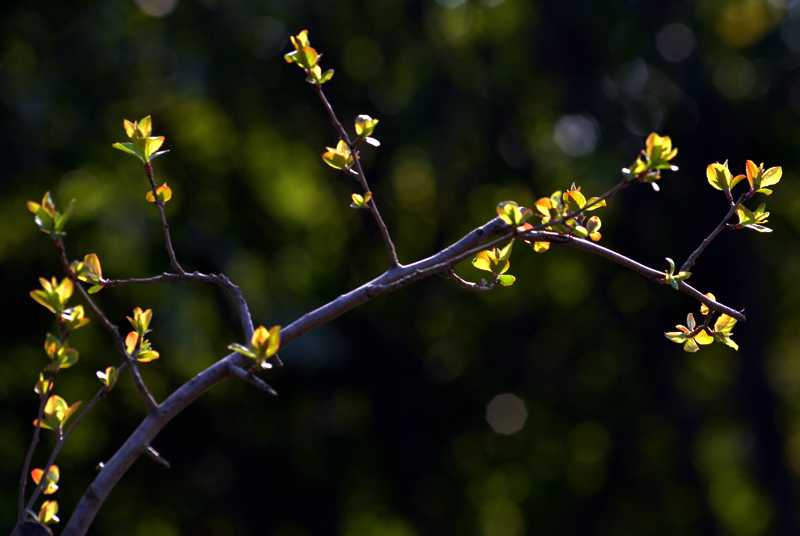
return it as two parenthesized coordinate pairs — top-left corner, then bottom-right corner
(486, 394), (527, 435)
(656, 23), (695, 62)
(714, 56), (757, 99)
(135, 0), (178, 17)
(553, 114), (598, 157)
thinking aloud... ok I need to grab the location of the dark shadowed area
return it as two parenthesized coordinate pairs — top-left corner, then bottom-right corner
(3, 0), (800, 535)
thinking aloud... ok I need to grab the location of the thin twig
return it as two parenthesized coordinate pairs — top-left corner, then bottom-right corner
(445, 269), (496, 291)
(103, 272), (255, 341)
(144, 162), (185, 274)
(680, 191), (753, 273)
(17, 377), (54, 524)
(519, 230), (746, 321)
(313, 84), (400, 268)
(21, 385), (107, 519)
(55, 240), (158, 411)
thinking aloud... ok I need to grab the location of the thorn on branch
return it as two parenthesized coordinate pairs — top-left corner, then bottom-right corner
(145, 446), (171, 469)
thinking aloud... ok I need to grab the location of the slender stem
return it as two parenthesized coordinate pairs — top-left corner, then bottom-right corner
(313, 84), (400, 268)
(520, 230), (746, 321)
(17, 378), (53, 524)
(446, 269), (496, 291)
(144, 163), (185, 274)
(103, 272), (254, 341)
(55, 240), (158, 411)
(680, 191), (752, 273)
(22, 386), (107, 519)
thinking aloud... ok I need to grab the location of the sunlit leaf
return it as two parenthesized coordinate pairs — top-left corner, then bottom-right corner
(665, 331), (689, 343)
(125, 331), (139, 355)
(563, 188), (586, 214)
(694, 329), (714, 345)
(38, 500), (59, 524)
(706, 162), (732, 191)
(700, 293), (716, 316)
(645, 132), (678, 170)
(472, 250), (493, 272)
(497, 274), (515, 287)
(31, 465), (59, 495)
(146, 183), (172, 203)
(761, 166), (782, 188)
(35, 373), (52, 397)
(496, 201), (532, 226)
(96, 366), (118, 390)
(136, 349), (160, 362)
(355, 115), (379, 138)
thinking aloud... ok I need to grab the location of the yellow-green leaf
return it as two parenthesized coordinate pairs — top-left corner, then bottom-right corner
(706, 162), (731, 191)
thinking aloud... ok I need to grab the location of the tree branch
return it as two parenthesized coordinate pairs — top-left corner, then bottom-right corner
(520, 230), (746, 321)
(59, 196), (746, 534)
(102, 272), (255, 342)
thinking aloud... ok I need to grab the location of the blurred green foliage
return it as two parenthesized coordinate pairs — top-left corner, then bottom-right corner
(3, 0), (800, 534)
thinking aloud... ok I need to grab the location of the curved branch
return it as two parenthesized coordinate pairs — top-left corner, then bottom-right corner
(103, 272), (255, 342)
(60, 216), (511, 536)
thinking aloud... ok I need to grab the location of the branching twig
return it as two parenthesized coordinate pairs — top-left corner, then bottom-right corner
(55, 240), (158, 411)
(21, 384), (108, 521)
(446, 269), (496, 291)
(102, 272), (255, 341)
(313, 84), (400, 269)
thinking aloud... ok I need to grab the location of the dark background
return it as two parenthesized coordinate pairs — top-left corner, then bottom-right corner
(3, 0), (800, 535)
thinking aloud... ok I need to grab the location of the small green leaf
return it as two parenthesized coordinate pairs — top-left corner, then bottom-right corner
(38, 500), (59, 524)
(96, 366), (118, 390)
(665, 331), (689, 343)
(497, 274), (516, 287)
(146, 183), (172, 203)
(496, 201), (532, 226)
(112, 142), (141, 159)
(683, 337), (700, 353)
(227, 342), (257, 360)
(563, 188), (586, 214)
(31, 465), (60, 495)
(355, 115), (379, 138)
